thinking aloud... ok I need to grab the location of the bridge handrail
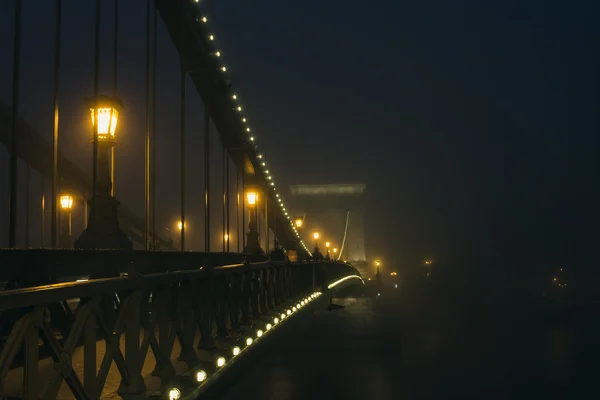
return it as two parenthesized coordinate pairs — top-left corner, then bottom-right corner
(0, 256), (359, 399)
(0, 249), (250, 283)
(0, 260), (293, 312)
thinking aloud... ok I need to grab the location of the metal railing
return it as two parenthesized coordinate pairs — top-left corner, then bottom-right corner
(0, 250), (358, 399)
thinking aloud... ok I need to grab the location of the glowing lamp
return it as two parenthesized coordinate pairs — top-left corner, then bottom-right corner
(313, 232), (320, 240)
(196, 370), (207, 382)
(87, 95), (123, 141)
(60, 195), (74, 210)
(325, 242), (330, 248)
(168, 388), (181, 400)
(246, 191), (258, 206)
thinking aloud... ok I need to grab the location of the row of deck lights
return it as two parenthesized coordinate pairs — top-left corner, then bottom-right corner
(167, 291), (323, 399)
(191, 2), (311, 255)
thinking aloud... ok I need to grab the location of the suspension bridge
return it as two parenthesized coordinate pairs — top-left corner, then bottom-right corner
(0, 1), (370, 399)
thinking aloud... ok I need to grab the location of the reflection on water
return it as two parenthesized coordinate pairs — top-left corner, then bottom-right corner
(220, 288), (600, 400)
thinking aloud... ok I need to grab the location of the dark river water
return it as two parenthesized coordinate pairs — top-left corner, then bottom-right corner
(217, 284), (600, 399)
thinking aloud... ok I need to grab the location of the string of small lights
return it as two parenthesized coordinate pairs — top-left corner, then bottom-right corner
(166, 291), (323, 399)
(190, 1), (310, 254)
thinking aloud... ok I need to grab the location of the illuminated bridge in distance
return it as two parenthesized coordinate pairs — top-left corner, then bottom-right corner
(290, 183), (370, 277)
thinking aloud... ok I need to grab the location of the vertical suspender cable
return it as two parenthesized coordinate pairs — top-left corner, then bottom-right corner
(180, 61), (186, 252)
(265, 195), (268, 253)
(111, 0), (119, 198)
(241, 171), (245, 249)
(222, 148), (226, 252)
(91, 0), (101, 227)
(25, 166), (29, 247)
(204, 106), (210, 251)
(8, 0), (22, 248)
(144, 0), (151, 249)
(236, 169), (240, 252)
(41, 193), (45, 247)
(151, 4), (157, 249)
(226, 153), (230, 252)
(51, 0), (62, 248)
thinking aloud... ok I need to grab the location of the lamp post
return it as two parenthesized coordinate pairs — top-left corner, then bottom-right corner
(243, 190), (263, 255)
(74, 95), (132, 250)
(224, 233), (229, 250)
(312, 232), (324, 261)
(59, 194), (73, 248)
(294, 217), (303, 229)
(313, 231), (320, 253)
(375, 260), (382, 290)
(176, 220), (186, 250)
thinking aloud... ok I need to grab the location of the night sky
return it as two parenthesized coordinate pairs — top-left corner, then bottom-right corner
(0, 1), (599, 290)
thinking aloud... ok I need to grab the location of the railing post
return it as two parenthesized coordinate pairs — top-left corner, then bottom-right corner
(272, 266), (281, 306)
(177, 283), (198, 366)
(259, 269), (268, 314)
(83, 300), (97, 398)
(23, 308), (43, 400)
(229, 272), (242, 331)
(280, 265), (288, 301)
(312, 262), (316, 293)
(216, 276), (230, 339)
(197, 279), (216, 350)
(251, 269), (260, 320)
(152, 286), (175, 378)
(240, 264), (252, 325)
(267, 266), (276, 310)
(118, 290), (146, 396)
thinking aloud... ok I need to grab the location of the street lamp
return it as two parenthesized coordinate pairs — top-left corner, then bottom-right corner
(60, 195), (73, 211)
(295, 218), (303, 228)
(246, 191), (258, 206)
(243, 189), (264, 255)
(313, 232), (320, 247)
(89, 97), (120, 141)
(59, 194), (74, 248)
(312, 231), (321, 258)
(74, 95), (132, 250)
(375, 260), (382, 288)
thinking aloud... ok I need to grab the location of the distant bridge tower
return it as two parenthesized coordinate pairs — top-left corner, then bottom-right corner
(290, 184), (368, 275)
